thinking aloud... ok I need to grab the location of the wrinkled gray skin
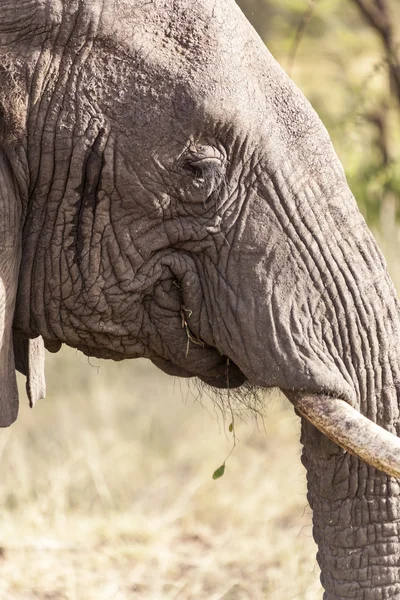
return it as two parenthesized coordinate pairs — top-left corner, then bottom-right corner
(1, 1), (400, 598)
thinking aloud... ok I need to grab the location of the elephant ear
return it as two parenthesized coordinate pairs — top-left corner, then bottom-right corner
(0, 149), (21, 426)
(0, 44), (43, 423)
(13, 334), (46, 409)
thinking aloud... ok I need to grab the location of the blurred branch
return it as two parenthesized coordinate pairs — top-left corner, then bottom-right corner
(365, 108), (390, 165)
(352, 0), (400, 105)
(352, 0), (389, 33)
(287, 0), (320, 76)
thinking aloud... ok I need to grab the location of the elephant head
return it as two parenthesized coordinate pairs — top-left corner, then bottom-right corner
(1, 1), (400, 597)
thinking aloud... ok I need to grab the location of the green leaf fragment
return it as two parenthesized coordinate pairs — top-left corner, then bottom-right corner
(212, 464), (226, 480)
(229, 422), (233, 433)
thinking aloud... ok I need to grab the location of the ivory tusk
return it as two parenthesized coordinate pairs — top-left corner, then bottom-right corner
(284, 392), (400, 479)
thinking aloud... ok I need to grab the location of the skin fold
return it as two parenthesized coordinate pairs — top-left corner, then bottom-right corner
(1, 1), (400, 597)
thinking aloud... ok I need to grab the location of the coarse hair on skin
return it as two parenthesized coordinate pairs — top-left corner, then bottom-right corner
(0, 54), (27, 144)
(188, 378), (269, 431)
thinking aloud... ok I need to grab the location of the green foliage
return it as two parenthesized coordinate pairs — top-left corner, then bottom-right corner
(236, 0), (400, 225)
(212, 464), (226, 479)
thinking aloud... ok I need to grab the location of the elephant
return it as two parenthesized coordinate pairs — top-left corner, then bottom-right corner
(1, 0), (400, 597)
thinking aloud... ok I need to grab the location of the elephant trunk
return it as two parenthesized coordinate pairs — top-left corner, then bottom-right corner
(293, 267), (400, 597)
(301, 421), (400, 599)
(208, 150), (400, 595)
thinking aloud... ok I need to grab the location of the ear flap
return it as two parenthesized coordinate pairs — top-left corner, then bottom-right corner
(0, 149), (21, 426)
(13, 334), (46, 408)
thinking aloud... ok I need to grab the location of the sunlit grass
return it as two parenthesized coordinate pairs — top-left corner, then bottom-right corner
(0, 336), (323, 599)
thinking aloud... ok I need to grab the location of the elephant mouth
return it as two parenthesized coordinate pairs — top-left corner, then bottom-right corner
(151, 356), (247, 389)
(73, 341), (247, 389)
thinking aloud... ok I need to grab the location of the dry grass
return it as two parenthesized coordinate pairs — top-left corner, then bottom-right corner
(0, 348), (322, 600)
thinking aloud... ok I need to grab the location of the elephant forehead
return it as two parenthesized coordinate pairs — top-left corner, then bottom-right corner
(1, 0), (249, 62)
(84, 0), (267, 143)
(97, 0), (257, 79)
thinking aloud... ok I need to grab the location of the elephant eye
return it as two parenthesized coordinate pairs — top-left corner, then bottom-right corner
(181, 145), (226, 194)
(184, 156), (223, 177)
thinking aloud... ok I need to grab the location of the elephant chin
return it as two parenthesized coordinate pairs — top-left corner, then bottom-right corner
(198, 370), (247, 389)
(43, 339), (62, 353)
(151, 358), (247, 389)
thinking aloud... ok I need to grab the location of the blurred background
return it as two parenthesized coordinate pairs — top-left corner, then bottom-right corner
(1, 1), (400, 599)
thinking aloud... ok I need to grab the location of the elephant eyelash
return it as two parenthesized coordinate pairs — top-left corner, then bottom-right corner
(183, 161), (205, 179)
(183, 157), (223, 178)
